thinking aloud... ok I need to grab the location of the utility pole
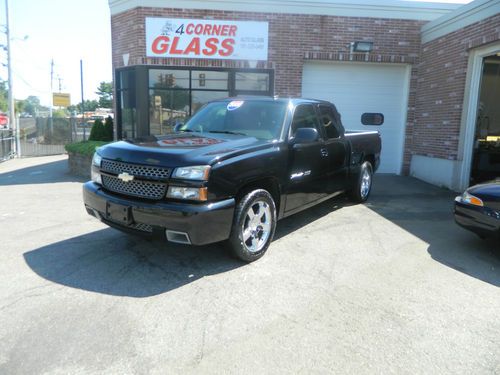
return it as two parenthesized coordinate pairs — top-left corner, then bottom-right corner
(80, 59), (86, 140)
(49, 58), (54, 134)
(49, 59), (54, 111)
(57, 76), (62, 92)
(4, 0), (16, 154)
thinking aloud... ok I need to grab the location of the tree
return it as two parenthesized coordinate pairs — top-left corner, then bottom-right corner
(0, 80), (8, 113)
(22, 95), (42, 116)
(95, 81), (113, 108)
(68, 100), (99, 113)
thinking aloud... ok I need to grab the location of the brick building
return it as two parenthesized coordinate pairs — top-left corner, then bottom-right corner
(108, 0), (500, 190)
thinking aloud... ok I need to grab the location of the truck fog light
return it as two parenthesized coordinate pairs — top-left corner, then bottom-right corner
(91, 168), (102, 185)
(167, 186), (207, 201)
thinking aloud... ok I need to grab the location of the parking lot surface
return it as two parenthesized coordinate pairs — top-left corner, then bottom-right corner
(1, 155), (499, 374)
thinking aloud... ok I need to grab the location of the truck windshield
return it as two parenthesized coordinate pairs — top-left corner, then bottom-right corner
(180, 100), (287, 140)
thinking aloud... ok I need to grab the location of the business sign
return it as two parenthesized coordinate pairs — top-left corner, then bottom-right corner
(146, 18), (268, 61)
(53, 93), (71, 107)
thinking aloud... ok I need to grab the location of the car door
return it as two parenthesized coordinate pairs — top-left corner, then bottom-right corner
(317, 104), (349, 193)
(284, 104), (330, 213)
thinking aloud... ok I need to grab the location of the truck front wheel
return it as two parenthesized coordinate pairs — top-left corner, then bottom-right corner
(350, 161), (373, 203)
(227, 189), (277, 262)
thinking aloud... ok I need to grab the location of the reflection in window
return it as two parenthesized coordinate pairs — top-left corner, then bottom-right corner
(235, 72), (269, 91)
(118, 69), (137, 139)
(192, 91), (229, 114)
(291, 105), (319, 135)
(149, 89), (190, 135)
(120, 90), (136, 139)
(191, 71), (228, 90)
(149, 69), (189, 89)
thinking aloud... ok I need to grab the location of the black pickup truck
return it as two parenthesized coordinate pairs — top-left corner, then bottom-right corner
(83, 97), (381, 261)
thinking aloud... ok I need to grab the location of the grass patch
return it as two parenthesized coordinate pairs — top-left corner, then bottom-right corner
(65, 141), (109, 157)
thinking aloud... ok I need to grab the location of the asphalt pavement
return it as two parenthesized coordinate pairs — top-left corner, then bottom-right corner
(0, 155), (499, 374)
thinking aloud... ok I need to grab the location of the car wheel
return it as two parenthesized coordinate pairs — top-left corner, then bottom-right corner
(350, 161), (373, 203)
(227, 189), (277, 262)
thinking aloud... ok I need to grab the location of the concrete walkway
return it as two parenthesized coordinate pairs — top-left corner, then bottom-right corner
(0, 156), (499, 374)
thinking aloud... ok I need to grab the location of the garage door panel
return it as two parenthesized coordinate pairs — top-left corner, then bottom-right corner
(302, 62), (409, 174)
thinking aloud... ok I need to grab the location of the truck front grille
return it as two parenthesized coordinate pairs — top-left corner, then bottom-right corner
(101, 160), (170, 180)
(102, 175), (167, 200)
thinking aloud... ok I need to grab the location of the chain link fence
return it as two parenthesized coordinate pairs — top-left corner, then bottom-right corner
(0, 129), (15, 162)
(18, 117), (87, 157)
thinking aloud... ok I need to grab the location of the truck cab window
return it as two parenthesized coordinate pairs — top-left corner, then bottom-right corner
(319, 105), (342, 139)
(291, 104), (320, 136)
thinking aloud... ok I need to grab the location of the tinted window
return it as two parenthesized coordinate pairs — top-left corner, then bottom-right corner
(319, 105), (342, 139)
(235, 72), (270, 91)
(291, 104), (320, 136)
(361, 113), (384, 126)
(182, 100), (287, 140)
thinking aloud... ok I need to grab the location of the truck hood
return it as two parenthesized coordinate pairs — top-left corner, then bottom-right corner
(97, 133), (277, 167)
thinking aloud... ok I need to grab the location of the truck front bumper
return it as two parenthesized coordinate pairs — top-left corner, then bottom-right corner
(83, 182), (235, 246)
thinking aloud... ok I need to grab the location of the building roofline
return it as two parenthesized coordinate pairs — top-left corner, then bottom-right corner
(421, 0), (500, 43)
(109, 0), (462, 21)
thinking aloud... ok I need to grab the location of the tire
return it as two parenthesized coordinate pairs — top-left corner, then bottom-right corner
(227, 189), (277, 262)
(350, 161), (373, 203)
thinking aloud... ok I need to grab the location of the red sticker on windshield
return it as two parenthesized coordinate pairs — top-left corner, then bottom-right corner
(227, 100), (244, 111)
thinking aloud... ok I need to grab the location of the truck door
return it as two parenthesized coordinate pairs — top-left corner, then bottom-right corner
(318, 104), (349, 193)
(285, 104), (330, 213)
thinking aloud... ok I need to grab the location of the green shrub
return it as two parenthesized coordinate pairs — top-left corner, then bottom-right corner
(65, 141), (109, 157)
(89, 119), (105, 141)
(104, 116), (114, 141)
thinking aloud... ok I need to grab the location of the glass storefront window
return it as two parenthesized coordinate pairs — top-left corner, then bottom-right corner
(235, 72), (269, 91)
(119, 69), (135, 90)
(149, 89), (190, 135)
(120, 90), (136, 139)
(191, 71), (229, 90)
(191, 90), (229, 114)
(149, 69), (189, 89)
(117, 67), (273, 139)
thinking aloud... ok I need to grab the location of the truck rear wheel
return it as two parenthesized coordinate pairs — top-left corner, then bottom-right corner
(350, 161), (373, 203)
(227, 189), (277, 262)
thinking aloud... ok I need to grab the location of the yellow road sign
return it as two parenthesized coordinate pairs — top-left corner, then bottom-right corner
(53, 93), (71, 107)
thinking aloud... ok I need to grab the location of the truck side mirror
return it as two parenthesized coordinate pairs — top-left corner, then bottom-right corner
(291, 127), (319, 146)
(173, 122), (184, 132)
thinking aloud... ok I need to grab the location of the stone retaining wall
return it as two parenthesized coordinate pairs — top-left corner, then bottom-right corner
(68, 152), (92, 179)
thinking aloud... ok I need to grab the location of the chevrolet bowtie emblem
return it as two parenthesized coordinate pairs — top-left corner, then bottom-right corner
(118, 172), (134, 182)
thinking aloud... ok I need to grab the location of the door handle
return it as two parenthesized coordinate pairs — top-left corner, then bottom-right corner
(320, 148), (329, 157)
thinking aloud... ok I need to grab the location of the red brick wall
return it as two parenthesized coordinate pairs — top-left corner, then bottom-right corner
(111, 7), (425, 172)
(413, 14), (500, 161)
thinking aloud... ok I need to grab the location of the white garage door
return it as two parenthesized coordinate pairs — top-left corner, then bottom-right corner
(302, 61), (410, 174)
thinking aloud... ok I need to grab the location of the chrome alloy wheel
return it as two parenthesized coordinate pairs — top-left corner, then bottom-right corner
(360, 168), (372, 199)
(241, 200), (272, 253)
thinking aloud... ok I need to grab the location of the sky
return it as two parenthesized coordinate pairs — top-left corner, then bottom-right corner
(0, 0), (112, 106)
(0, 0), (473, 107)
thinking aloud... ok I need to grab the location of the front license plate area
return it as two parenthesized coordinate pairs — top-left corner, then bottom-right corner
(106, 202), (132, 225)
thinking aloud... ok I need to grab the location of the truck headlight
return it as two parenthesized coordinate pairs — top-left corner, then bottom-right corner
(91, 167), (102, 185)
(167, 186), (207, 201)
(172, 166), (210, 180)
(91, 152), (102, 184)
(92, 152), (102, 167)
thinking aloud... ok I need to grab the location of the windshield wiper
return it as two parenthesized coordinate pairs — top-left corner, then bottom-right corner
(177, 128), (194, 133)
(208, 130), (247, 136)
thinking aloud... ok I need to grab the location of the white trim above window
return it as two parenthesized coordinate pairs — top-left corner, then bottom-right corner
(109, 0), (461, 21)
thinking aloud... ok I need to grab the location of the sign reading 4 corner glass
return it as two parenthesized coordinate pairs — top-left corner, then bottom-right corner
(146, 18), (268, 61)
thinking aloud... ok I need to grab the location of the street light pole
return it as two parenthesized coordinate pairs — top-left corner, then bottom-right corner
(4, 0), (16, 154)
